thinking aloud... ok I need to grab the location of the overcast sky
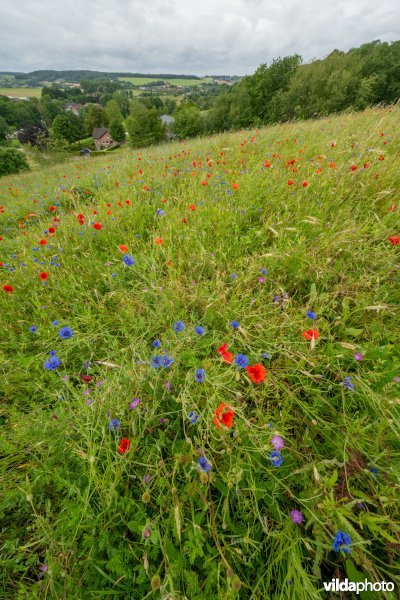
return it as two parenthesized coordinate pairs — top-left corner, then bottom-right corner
(0, 0), (399, 75)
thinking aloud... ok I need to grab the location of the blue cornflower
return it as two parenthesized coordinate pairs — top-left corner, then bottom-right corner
(150, 355), (162, 368)
(197, 456), (212, 473)
(44, 355), (60, 370)
(195, 368), (206, 383)
(273, 295), (280, 303)
(188, 411), (200, 424)
(108, 418), (121, 431)
(306, 310), (317, 320)
(161, 354), (174, 368)
(173, 321), (185, 333)
(333, 531), (352, 554)
(123, 254), (135, 266)
(156, 208), (164, 216)
(152, 339), (161, 348)
(195, 326), (205, 336)
(261, 352), (271, 359)
(231, 273), (237, 279)
(235, 354), (249, 368)
(59, 326), (73, 339)
(261, 268), (268, 275)
(343, 377), (355, 391)
(231, 321), (240, 329)
(29, 325), (38, 333)
(369, 467), (379, 477)
(49, 350), (56, 356)
(52, 320), (59, 326)
(270, 450), (283, 467)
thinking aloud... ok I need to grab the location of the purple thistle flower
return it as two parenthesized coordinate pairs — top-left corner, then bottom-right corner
(129, 398), (141, 410)
(290, 510), (303, 524)
(271, 435), (284, 450)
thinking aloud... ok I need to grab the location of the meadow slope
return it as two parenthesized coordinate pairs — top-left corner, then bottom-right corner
(0, 107), (399, 599)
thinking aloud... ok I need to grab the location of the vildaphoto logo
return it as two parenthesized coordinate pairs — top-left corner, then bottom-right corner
(323, 579), (395, 594)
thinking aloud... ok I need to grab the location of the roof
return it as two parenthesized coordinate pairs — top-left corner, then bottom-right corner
(161, 114), (174, 125)
(92, 127), (109, 139)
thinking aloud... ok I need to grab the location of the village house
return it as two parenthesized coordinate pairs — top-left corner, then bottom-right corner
(92, 127), (118, 150)
(64, 102), (84, 115)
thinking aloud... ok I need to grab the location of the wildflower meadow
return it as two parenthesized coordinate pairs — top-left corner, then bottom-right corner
(1, 106), (399, 598)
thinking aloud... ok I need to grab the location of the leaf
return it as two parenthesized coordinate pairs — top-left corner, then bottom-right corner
(345, 328), (363, 338)
(309, 283), (317, 306)
(327, 469), (338, 487)
(345, 559), (377, 600)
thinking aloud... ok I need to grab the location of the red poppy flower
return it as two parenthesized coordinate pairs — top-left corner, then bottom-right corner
(2, 284), (14, 293)
(189, 204), (196, 211)
(201, 181), (207, 186)
(117, 438), (131, 454)
(232, 183), (239, 189)
(39, 239), (47, 245)
(118, 244), (129, 252)
(48, 227), (55, 234)
(154, 237), (163, 245)
(388, 235), (400, 245)
(213, 403), (235, 429)
(217, 343), (233, 364)
(80, 375), (93, 383)
(39, 272), (49, 280)
(182, 217), (188, 224)
(49, 205), (56, 211)
(350, 165), (357, 171)
(245, 363), (266, 384)
(302, 181), (309, 187)
(77, 214), (85, 225)
(93, 223), (102, 230)
(302, 329), (319, 341)
(288, 179), (294, 185)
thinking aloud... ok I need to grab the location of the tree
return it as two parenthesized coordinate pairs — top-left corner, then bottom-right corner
(126, 101), (165, 148)
(84, 104), (108, 136)
(105, 99), (123, 124)
(18, 124), (49, 147)
(172, 104), (204, 139)
(52, 112), (84, 143)
(0, 148), (30, 177)
(0, 116), (10, 144)
(109, 120), (126, 142)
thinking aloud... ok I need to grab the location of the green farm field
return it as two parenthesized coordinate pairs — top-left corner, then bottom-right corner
(0, 106), (399, 598)
(119, 76), (212, 86)
(0, 87), (42, 98)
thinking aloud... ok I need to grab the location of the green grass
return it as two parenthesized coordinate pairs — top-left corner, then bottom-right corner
(0, 87), (42, 98)
(119, 76), (211, 86)
(0, 107), (399, 598)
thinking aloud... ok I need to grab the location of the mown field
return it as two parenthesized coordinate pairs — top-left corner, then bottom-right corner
(0, 107), (399, 599)
(0, 87), (42, 98)
(118, 77), (212, 86)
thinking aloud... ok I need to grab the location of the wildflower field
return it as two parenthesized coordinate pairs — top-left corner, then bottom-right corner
(0, 107), (399, 599)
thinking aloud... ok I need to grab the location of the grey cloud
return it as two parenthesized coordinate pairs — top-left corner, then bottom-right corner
(0, 0), (399, 74)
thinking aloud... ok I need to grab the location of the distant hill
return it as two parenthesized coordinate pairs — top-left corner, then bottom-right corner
(0, 70), (208, 83)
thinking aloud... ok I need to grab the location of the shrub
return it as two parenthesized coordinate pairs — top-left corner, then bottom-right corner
(0, 148), (29, 177)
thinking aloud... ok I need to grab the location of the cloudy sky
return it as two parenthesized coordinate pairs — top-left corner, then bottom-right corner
(1, 0), (399, 75)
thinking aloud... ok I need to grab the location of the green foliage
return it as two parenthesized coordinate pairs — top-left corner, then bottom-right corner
(83, 104), (108, 136)
(208, 40), (400, 131)
(52, 112), (84, 143)
(172, 104), (204, 139)
(0, 115), (10, 143)
(126, 100), (165, 148)
(109, 119), (126, 143)
(0, 147), (29, 176)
